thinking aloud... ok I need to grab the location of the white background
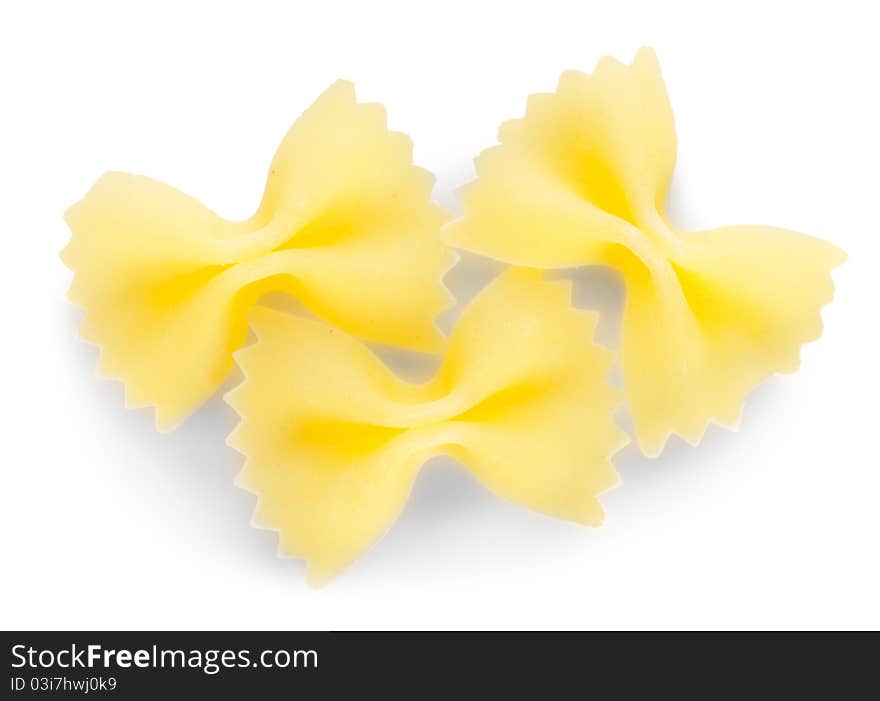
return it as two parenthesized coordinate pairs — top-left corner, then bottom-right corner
(1, 0), (878, 630)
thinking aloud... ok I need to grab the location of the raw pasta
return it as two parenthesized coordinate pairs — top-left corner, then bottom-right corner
(63, 81), (453, 429)
(227, 269), (626, 583)
(444, 48), (845, 455)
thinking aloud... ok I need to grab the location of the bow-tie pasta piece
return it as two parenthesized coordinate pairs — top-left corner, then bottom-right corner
(227, 268), (627, 583)
(62, 81), (454, 429)
(444, 48), (845, 456)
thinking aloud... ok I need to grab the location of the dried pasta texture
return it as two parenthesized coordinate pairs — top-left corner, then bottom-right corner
(444, 48), (845, 455)
(63, 81), (453, 429)
(227, 269), (626, 583)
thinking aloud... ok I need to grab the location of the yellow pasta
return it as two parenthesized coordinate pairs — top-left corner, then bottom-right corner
(227, 268), (626, 583)
(62, 81), (454, 429)
(444, 48), (846, 456)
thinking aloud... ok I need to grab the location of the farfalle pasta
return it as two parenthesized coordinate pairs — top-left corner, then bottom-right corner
(63, 81), (453, 429)
(226, 269), (627, 583)
(444, 48), (845, 456)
